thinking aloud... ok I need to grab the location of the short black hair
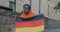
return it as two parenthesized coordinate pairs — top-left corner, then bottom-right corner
(23, 4), (31, 10)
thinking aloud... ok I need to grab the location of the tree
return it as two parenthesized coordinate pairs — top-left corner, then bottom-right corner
(54, 2), (60, 14)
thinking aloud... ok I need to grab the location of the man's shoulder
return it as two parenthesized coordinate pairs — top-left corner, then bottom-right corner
(37, 14), (45, 18)
(37, 14), (44, 17)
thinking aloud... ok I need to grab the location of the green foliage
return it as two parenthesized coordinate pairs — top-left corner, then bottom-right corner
(47, 0), (50, 2)
(54, 2), (60, 12)
(53, 2), (60, 14)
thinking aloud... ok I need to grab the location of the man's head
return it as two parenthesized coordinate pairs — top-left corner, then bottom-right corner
(23, 4), (31, 14)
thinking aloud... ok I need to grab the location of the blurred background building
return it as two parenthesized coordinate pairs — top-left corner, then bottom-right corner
(0, 0), (60, 32)
(0, 0), (60, 20)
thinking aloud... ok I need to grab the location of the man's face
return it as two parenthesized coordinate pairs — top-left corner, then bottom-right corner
(24, 6), (30, 14)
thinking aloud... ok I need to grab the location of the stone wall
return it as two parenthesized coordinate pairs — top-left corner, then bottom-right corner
(44, 17), (60, 32)
(0, 6), (15, 32)
(0, 15), (15, 32)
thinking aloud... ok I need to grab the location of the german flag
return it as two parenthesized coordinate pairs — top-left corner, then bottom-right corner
(16, 14), (44, 32)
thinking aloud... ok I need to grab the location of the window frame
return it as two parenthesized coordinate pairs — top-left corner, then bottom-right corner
(9, 0), (16, 12)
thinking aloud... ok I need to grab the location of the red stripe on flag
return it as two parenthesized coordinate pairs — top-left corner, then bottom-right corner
(16, 20), (44, 28)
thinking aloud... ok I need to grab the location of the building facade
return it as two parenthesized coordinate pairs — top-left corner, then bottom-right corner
(42, 0), (60, 20)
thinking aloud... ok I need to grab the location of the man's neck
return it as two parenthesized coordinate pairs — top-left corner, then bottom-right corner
(25, 12), (29, 14)
(20, 11), (36, 18)
(24, 11), (30, 14)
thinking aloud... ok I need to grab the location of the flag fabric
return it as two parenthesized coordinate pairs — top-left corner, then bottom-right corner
(16, 15), (44, 32)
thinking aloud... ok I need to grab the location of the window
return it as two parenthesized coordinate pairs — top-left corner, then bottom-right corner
(9, 0), (16, 12)
(28, 0), (31, 6)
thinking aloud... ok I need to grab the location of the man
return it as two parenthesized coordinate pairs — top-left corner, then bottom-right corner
(20, 4), (36, 18)
(16, 4), (44, 32)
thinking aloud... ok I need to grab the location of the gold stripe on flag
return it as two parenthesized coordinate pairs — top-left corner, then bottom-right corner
(16, 25), (44, 32)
